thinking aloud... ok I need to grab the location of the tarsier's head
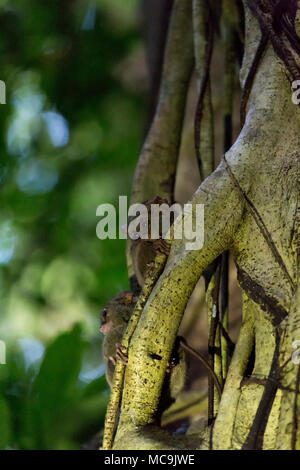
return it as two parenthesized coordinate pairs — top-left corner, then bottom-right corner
(127, 196), (171, 242)
(99, 291), (136, 335)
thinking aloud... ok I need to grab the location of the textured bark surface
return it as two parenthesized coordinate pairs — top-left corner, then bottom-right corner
(127, 0), (194, 286)
(104, 0), (300, 450)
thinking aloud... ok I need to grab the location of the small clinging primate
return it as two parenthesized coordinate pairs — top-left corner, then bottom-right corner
(130, 196), (173, 290)
(100, 291), (223, 416)
(100, 290), (136, 387)
(129, 195), (223, 397)
(100, 290), (188, 409)
(128, 195), (187, 410)
(101, 196), (222, 413)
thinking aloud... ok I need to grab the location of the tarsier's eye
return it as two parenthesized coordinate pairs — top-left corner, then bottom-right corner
(102, 308), (108, 322)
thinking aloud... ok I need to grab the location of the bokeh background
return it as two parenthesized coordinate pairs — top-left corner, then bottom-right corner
(0, 0), (147, 449)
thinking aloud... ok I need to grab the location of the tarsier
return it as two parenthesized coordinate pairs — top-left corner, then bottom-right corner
(101, 197), (222, 415)
(130, 196), (173, 292)
(100, 290), (187, 412)
(100, 290), (136, 387)
(100, 290), (222, 415)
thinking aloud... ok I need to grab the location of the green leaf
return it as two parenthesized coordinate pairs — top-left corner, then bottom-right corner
(81, 375), (108, 399)
(22, 324), (87, 448)
(33, 324), (86, 408)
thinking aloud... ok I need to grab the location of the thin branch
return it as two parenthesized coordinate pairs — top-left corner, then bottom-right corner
(193, 0), (214, 182)
(240, 34), (268, 126)
(102, 248), (170, 450)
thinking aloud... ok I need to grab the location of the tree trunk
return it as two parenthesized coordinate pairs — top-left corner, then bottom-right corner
(104, 0), (300, 450)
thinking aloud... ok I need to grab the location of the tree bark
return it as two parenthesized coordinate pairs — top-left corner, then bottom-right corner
(105, 0), (300, 450)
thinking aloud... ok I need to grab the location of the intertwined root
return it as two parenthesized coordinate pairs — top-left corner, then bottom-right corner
(103, 0), (300, 451)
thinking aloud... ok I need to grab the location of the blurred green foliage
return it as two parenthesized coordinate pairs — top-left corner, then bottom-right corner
(0, 0), (145, 449)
